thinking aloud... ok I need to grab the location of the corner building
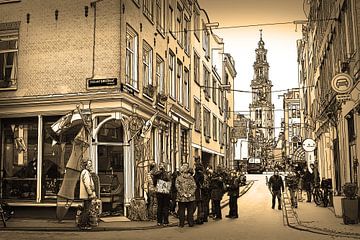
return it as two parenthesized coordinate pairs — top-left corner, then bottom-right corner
(0, 0), (236, 215)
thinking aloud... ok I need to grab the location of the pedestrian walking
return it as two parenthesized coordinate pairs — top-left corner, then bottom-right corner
(146, 162), (157, 220)
(226, 169), (240, 218)
(79, 159), (97, 230)
(268, 169), (284, 210)
(176, 163), (196, 227)
(153, 162), (171, 226)
(285, 167), (299, 208)
(210, 165), (225, 220)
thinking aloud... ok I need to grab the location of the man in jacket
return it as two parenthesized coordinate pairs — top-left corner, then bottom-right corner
(210, 166), (225, 220)
(193, 162), (205, 224)
(268, 169), (284, 210)
(303, 165), (314, 202)
(226, 170), (240, 218)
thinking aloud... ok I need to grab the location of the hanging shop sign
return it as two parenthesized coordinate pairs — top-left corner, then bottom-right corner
(87, 78), (117, 88)
(331, 73), (353, 94)
(302, 138), (316, 152)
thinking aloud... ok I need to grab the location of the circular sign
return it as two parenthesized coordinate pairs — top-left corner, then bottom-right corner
(331, 73), (353, 94)
(302, 138), (316, 152)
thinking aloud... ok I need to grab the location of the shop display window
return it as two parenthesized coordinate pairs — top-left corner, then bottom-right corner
(2, 118), (38, 199)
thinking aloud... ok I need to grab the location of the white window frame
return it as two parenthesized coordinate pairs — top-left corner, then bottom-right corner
(142, 40), (153, 87)
(177, 59), (183, 104)
(143, 0), (154, 21)
(156, 54), (165, 94)
(126, 25), (138, 89)
(169, 50), (176, 99)
(156, 0), (165, 34)
(184, 67), (189, 110)
(0, 30), (18, 90)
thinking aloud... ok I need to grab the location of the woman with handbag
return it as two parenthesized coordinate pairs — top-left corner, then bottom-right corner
(153, 162), (171, 226)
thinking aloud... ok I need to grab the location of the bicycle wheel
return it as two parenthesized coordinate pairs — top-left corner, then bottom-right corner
(313, 189), (322, 206)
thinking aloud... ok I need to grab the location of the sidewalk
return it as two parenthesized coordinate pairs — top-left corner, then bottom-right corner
(0, 181), (254, 232)
(284, 191), (360, 239)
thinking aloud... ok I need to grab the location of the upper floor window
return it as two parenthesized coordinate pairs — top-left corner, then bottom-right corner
(194, 51), (200, 85)
(142, 41), (153, 89)
(212, 78), (217, 104)
(184, 14), (190, 54)
(169, 5), (175, 36)
(126, 25), (138, 89)
(176, 2), (183, 46)
(194, 99), (201, 132)
(193, 5), (200, 40)
(203, 108), (211, 141)
(203, 65), (210, 100)
(0, 28), (18, 90)
(143, 0), (154, 21)
(184, 67), (190, 109)
(155, 0), (165, 33)
(156, 54), (165, 94)
(169, 50), (176, 99)
(202, 23), (210, 58)
(213, 115), (218, 141)
(177, 59), (183, 104)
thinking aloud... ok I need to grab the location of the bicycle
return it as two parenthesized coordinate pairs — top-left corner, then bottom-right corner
(0, 200), (14, 227)
(313, 178), (332, 207)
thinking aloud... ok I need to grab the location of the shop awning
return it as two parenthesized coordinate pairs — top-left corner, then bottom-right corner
(292, 146), (306, 163)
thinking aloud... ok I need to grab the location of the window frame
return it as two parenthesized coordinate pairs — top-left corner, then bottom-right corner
(125, 25), (139, 90)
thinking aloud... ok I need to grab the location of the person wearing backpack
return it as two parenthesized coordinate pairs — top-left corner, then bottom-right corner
(153, 162), (171, 226)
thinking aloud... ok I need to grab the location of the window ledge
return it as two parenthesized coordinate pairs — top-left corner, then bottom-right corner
(0, 0), (21, 5)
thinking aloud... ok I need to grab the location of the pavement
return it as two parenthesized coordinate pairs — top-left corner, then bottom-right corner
(0, 181), (254, 232)
(283, 188), (360, 239)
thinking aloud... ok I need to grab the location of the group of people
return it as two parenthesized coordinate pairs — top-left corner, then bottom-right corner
(267, 163), (320, 210)
(147, 162), (241, 228)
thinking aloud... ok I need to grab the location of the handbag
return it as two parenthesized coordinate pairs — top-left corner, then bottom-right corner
(156, 179), (171, 194)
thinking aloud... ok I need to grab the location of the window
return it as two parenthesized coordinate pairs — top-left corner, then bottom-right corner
(180, 129), (189, 164)
(203, 108), (211, 141)
(169, 50), (176, 99)
(142, 41), (153, 89)
(202, 23), (210, 58)
(213, 115), (217, 140)
(156, 54), (165, 94)
(143, 0), (154, 20)
(184, 67), (189, 109)
(193, 5), (200, 40)
(126, 25), (138, 89)
(169, 5), (174, 35)
(194, 51), (200, 85)
(184, 15), (190, 54)
(194, 99), (201, 131)
(177, 59), (183, 104)
(203, 65), (210, 100)
(212, 78), (217, 104)
(176, 3), (183, 46)
(155, 0), (165, 33)
(0, 28), (18, 89)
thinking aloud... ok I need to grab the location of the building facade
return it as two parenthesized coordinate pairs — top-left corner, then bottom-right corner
(249, 30), (275, 167)
(0, 0), (236, 214)
(298, 0), (360, 196)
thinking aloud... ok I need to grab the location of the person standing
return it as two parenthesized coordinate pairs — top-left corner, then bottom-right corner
(202, 167), (212, 222)
(169, 169), (180, 216)
(146, 162), (157, 220)
(79, 159), (96, 229)
(226, 170), (240, 218)
(210, 166), (225, 220)
(153, 162), (171, 226)
(268, 169), (284, 210)
(176, 163), (196, 227)
(193, 162), (205, 224)
(303, 165), (314, 202)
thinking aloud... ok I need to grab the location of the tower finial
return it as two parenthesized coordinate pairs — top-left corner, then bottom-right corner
(260, 29), (263, 40)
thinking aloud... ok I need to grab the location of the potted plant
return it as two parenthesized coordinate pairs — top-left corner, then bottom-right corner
(341, 182), (359, 224)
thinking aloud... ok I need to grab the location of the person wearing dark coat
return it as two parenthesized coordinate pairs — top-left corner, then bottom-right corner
(210, 166), (225, 220)
(202, 167), (212, 222)
(268, 169), (284, 210)
(226, 170), (240, 218)
(153, 162), (171, 226)
(169, 170), (180, 216)
(303, 165), (314, 202)
(193, 163), (205, 224)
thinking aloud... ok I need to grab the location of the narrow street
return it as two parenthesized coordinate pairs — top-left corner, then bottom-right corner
(0, 174), (351, 240)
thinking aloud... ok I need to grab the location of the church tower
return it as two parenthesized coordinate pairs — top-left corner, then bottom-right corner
(248, 30), (275, 165)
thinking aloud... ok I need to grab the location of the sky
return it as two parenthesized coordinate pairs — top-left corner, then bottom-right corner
(199, 0), (307, 137)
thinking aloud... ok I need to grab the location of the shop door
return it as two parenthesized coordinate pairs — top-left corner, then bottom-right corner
(97, 119), (124, 215)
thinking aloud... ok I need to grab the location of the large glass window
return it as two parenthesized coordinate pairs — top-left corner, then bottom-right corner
(2, 118), (38, 200)
(0, 29), (18, 89)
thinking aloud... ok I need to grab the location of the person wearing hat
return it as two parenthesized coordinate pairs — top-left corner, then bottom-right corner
(268, 169), (284, 210)
(175, 163), (196, 227)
